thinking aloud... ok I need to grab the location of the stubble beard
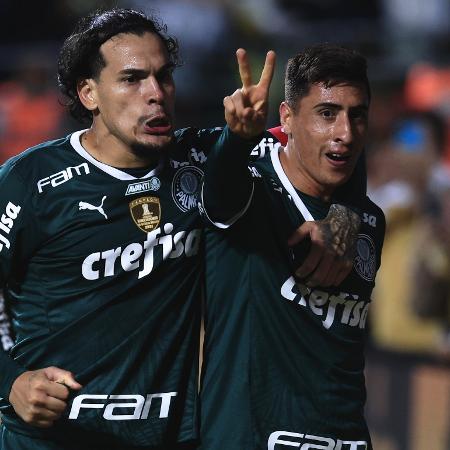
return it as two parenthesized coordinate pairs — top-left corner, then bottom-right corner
(130, 134), (174, 161)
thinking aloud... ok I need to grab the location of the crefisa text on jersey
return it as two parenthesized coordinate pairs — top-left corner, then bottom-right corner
(0, 201), (21, 253)
(250, 136), (281, 159)
(269, 430), (368, 450)
(69, 392), (177, 421)
(281, 277), (370, 330)
(82, 222), (201, 280)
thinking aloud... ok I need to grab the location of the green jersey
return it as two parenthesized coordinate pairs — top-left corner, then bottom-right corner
(0, 127), (221, 448)
(200, 134), (385, 450)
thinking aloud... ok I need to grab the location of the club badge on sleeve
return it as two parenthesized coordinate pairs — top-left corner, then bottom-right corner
(172, 166), (203, 212)
(354, 234), (376, 281)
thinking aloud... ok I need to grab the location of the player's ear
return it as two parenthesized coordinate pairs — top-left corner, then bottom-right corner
(280, 102), (293, 135)
(77, 78), (98, 112)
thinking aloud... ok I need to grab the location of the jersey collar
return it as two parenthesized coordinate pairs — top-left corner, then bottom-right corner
(270, 145), (314, 221)
(70, 130), (164, 181)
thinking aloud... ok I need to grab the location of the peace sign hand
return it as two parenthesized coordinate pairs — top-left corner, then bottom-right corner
(224, 48), (276, 139)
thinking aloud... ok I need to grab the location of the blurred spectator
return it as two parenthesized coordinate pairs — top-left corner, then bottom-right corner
(369, 109), (450, 356)
(403, 63), (450, 163)
(410, 184), (450, 360)
(0, 54), (66, 163)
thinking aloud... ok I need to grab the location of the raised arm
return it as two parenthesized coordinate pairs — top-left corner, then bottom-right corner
(202, 49), (276, 224)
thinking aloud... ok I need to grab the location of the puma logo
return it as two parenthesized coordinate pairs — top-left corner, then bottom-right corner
(79, 196), (108, 219)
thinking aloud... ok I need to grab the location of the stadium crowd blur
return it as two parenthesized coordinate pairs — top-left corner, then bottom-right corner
(1, 1), (449, 449)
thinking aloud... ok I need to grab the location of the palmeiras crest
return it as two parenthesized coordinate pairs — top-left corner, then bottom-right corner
(172, 166), (203, 212)
(354, 234), (376, 281)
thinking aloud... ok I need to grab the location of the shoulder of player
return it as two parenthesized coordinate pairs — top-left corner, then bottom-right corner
(174, 126), (223, 149)
(170, 127), (223, 166)
(1, 134), (72, 178)
(360, 196), (386, 237)
(174, 127), (282, 154)
(362, 196), (385, 219)
(0, 133), (81, 210)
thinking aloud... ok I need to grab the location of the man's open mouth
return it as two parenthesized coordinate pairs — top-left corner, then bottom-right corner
(143, 117), (172, 135)
(326, 152), (351, 162)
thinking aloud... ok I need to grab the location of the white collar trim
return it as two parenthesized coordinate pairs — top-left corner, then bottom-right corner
(270, 145), (314, 221)
(70, 130), (164, 180)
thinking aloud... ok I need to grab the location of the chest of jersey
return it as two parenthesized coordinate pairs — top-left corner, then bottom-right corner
(231, 159), (384, 340)
(30, 162), (202, 283)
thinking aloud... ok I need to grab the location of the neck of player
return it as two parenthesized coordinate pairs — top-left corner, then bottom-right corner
(81, 128), (161, 169)
(279, 145), (334, 203)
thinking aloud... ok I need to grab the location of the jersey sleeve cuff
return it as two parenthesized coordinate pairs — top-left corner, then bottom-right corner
(222, 126), (265, 153)
(0, 354), (27, 401)
(200, 181), (254, 229)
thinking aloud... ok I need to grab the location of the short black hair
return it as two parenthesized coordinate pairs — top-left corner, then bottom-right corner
(57, 8), (179, 124)
(285, 43), (370, 110)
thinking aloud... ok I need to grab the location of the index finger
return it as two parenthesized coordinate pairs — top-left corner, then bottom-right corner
(258, 50), (276, 90)
(236, 48), (252, 89)
(46, 381), (70, 401)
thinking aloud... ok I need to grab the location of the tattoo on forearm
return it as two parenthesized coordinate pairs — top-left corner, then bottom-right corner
(322, 204), (361, 261)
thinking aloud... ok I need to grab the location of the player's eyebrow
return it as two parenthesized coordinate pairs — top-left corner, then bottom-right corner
(314, 102), (369, 111)
(118, 62), (176, 76)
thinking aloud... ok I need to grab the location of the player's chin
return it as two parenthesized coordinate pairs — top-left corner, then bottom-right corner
(138, 133), (174, 151)
(326, 171), (353, 189)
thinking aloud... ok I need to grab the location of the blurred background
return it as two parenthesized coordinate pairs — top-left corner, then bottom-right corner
(0, 1), (449, 448)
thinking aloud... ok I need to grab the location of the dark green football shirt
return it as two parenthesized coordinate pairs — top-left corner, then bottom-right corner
(200, 135), (385, 450)
(0, 127), (222, 448)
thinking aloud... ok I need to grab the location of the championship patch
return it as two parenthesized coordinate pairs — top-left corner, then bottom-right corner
(172, 166), (203, 212)
(129, 196), (161, 232)
(354, 234), (376, 281)
(125, 177), (161, 196)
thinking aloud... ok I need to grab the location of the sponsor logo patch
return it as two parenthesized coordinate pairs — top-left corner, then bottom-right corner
(354, 234), (376, 281)
(172, 166), (203, 212)
(37, 163), (90, 193)
(81, 223), (201, 280)
(362, 212), (377, 227)
(0, 202), (21, 253)
(269, 430), (367, 449)
(129, 196), (161, 232)
(79, 196), (108, 219)
(125, 178), (161, 196)
(69, 392), (177, 421)
(250, 136), (281, 159)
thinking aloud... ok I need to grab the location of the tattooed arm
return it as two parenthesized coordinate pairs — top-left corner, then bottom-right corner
(289, 204), (361, 287)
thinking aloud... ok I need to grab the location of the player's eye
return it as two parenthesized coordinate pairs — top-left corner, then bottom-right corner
(122, 74), (139, 84)
(124, 75), (137, 83)
(319, 109), (336, 119)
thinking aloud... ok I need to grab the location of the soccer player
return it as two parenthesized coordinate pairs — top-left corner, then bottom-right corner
(0, 7), (364, 449)
(0, 8), (273, 450)
(200, 45), (385, 450)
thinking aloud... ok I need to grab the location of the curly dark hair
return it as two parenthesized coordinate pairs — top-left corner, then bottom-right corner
(57, 8), (180, 124)
(285, 43), (371, 111)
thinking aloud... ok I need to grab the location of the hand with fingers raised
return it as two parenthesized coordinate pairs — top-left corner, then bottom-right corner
(224, 48), (276, 139)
